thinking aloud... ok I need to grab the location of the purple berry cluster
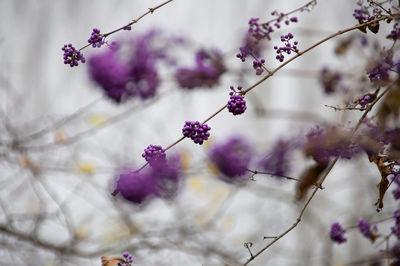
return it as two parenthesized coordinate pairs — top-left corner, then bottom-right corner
(367, 55), (394, 82)
(392, 210), (400, 239)
(114, 155), (182, 204)
(142, 145), (166, 166)
(270, 11), (298, 28)
(227, 86), (247, 115)
(353, 7), (371, 22)
(236, 32), (264, 62)
(61, 44), (86, 67)
(248, 18), (274, 41)
(273, 33), (299, 62)
(209, 137), (252, 181)
(182, 121), (211, 145)
(253, 58), (265, 75)
(358, 218), (378, 242)
(175, 49), (226, 89)
(330, 222), (347, 244)
(88, 31), (165, 103)
(237, 14), (298, 62)
(355, 94), (373, 109)
(88, 28), (105, 48)
(117, 251), (133, 266)
(389, 23), (400, 40)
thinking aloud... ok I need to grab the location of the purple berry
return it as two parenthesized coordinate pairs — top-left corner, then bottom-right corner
(88, 28), (105, 48)
(142, 145), (166, 166)
(330, 222), (347, 244)
(227, 86), (247, 115)
(182, 121), (211, 145)
(61, 44), (86, 67)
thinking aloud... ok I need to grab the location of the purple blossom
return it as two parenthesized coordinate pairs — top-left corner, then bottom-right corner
(330, 222), (347, 244)
(88, 31), (165, 103)
(209, 137), (252, 182)
(258, 139), (297, 178)
(175, 49), (226, 89)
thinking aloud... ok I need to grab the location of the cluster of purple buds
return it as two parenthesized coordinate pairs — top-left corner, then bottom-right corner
(236, 32), (263, 62)
(353, 7), (370, 22)
(367, 55), (394, 82)
(274, 33), (299, 62)
(358, 218), (378, 242)
(114, 155), (182, 204)
(142, 145), (166, 167)
(182, 121), (211, 145)
(355, 94), (373, 109)
(209, 137), (252, 181)
(253, 58), (265, 75)
(88, 28), (105, 48)
(248, 18), (274, 41)
(61, 44), (86, 67)
(227, 86), (247, 115)
(117, 251), (134, 266)
(270, 10), (298, 28)
(388, 23), (400, 40)
(330, 222), (347, 244)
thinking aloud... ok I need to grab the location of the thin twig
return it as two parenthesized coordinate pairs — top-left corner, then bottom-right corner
(241, 79), (399, 265)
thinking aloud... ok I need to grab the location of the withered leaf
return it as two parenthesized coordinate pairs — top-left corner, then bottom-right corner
(368, 21), (380, 34)
(296, 163), (328, 200)
(101, 256), (124, 266)
(377, 81), (400, 127)
(373, 156), (392, 211)
(357, 20), (367, 33)
(334, 38), (352, 55)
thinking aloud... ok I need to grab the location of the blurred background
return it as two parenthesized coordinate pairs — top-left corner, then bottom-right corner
(0, 0), (398, 265)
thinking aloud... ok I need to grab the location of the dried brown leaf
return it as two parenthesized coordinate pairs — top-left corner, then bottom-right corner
(101, 256), (124, 266)
(296, 163), (328, 200)
(334, 37), (352, 55)
(368, 21), (380, 34)
(377, 81), (400, 127)
(357, 19), (367, 33)
(373, 156), (392, 211)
